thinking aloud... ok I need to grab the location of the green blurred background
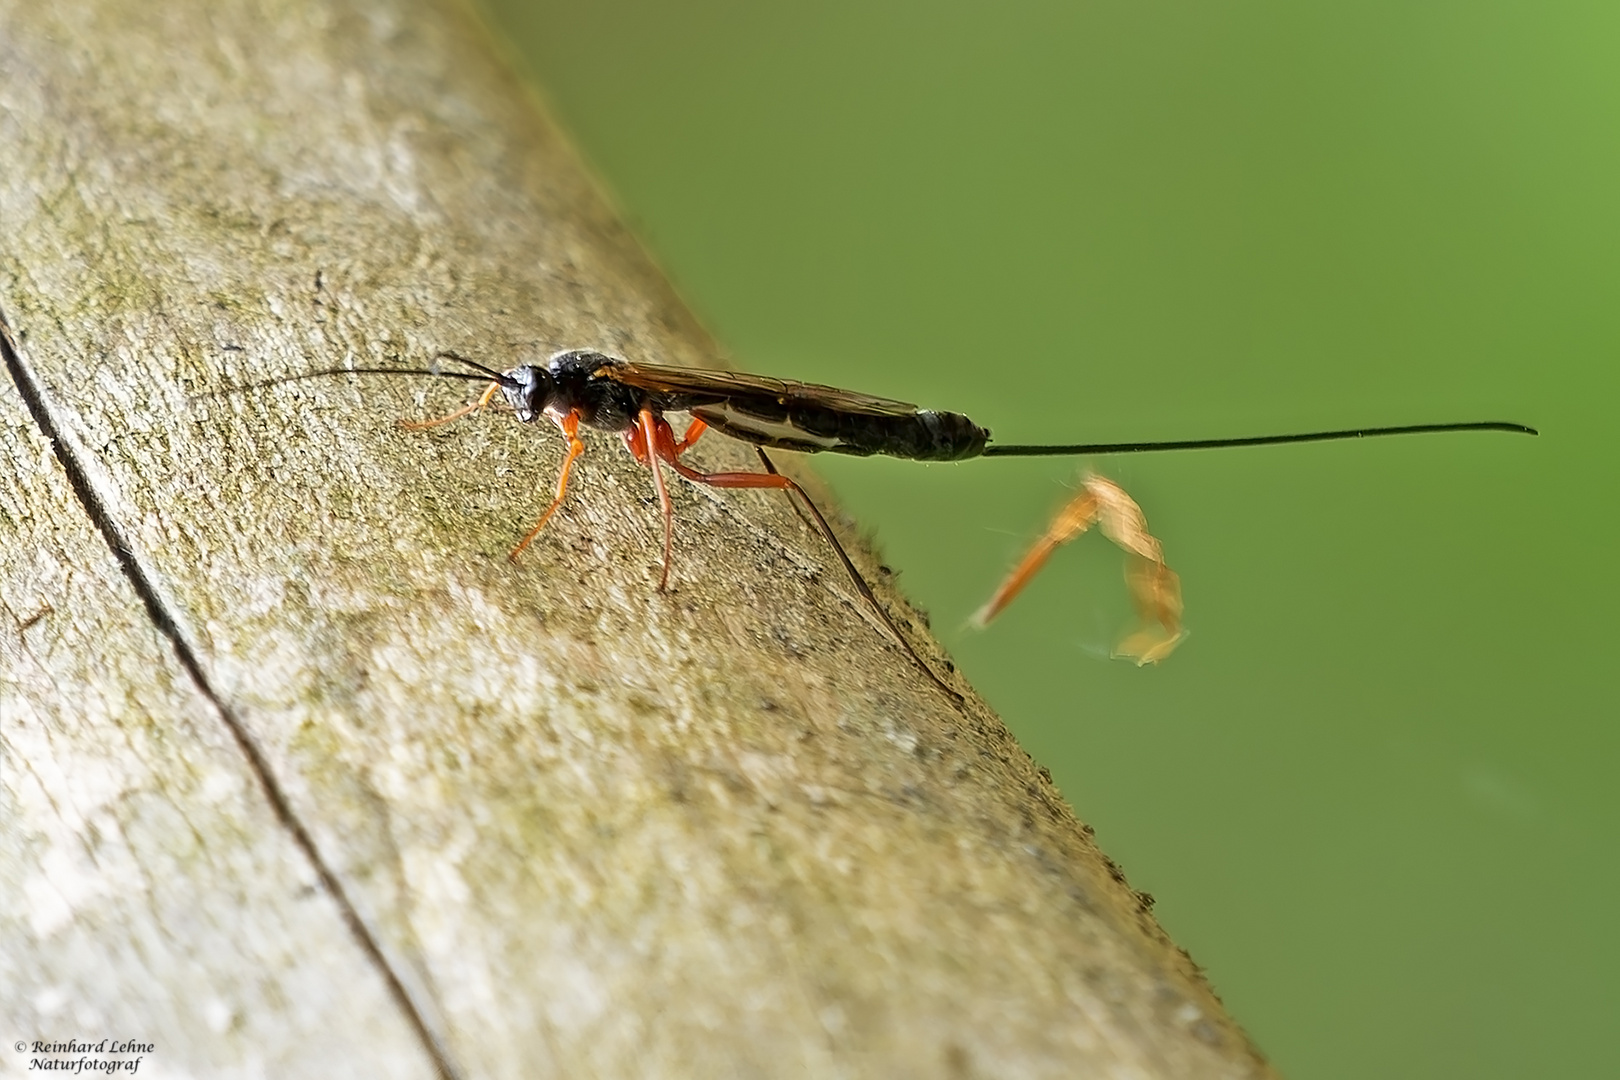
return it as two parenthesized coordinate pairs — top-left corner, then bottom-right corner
(479, 1), (1617, 1075)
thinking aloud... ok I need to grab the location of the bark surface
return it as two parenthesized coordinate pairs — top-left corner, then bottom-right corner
(0, 1), (1276, 1077)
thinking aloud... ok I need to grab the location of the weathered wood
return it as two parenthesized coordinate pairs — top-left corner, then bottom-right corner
(0, 1), (1275, 1076)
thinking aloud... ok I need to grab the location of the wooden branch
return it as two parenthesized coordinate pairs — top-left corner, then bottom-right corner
(0, 0), (1275, 1076)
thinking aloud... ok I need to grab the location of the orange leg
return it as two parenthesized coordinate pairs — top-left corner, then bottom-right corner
(674, 417), (708, 454)
(631, 416), (706, 460)
(973, 473), (1184, 664)
(644, 411), (802, 496)
(509, 408), (586, 561)
(971, 487), (1101, 628)
(621, 424), (649, 464)
(637, 407), (676, 591)
(400, 380), (502, 430)
(642, 418), (961, 702)
(1120, 555), (1184, 665)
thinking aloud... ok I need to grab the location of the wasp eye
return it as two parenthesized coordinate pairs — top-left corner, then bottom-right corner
(499, 365), (550, 423)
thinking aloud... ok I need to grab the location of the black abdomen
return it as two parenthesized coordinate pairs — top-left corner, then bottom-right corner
(690, 401), (989, 461)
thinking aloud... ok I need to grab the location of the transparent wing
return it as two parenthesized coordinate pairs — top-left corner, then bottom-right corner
(599, 361), (922, 418)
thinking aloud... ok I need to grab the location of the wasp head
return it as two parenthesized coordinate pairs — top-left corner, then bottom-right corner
(499, 365), (554, 423)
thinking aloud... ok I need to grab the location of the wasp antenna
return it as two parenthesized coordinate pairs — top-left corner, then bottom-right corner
(431, 350), (515, 385)
(191, 365), (504, 404)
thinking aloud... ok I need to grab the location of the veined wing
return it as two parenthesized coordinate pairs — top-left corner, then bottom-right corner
(598, 361), (922, 418)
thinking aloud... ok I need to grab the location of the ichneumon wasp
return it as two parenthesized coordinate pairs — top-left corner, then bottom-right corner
(219, 348), (1536, 702)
